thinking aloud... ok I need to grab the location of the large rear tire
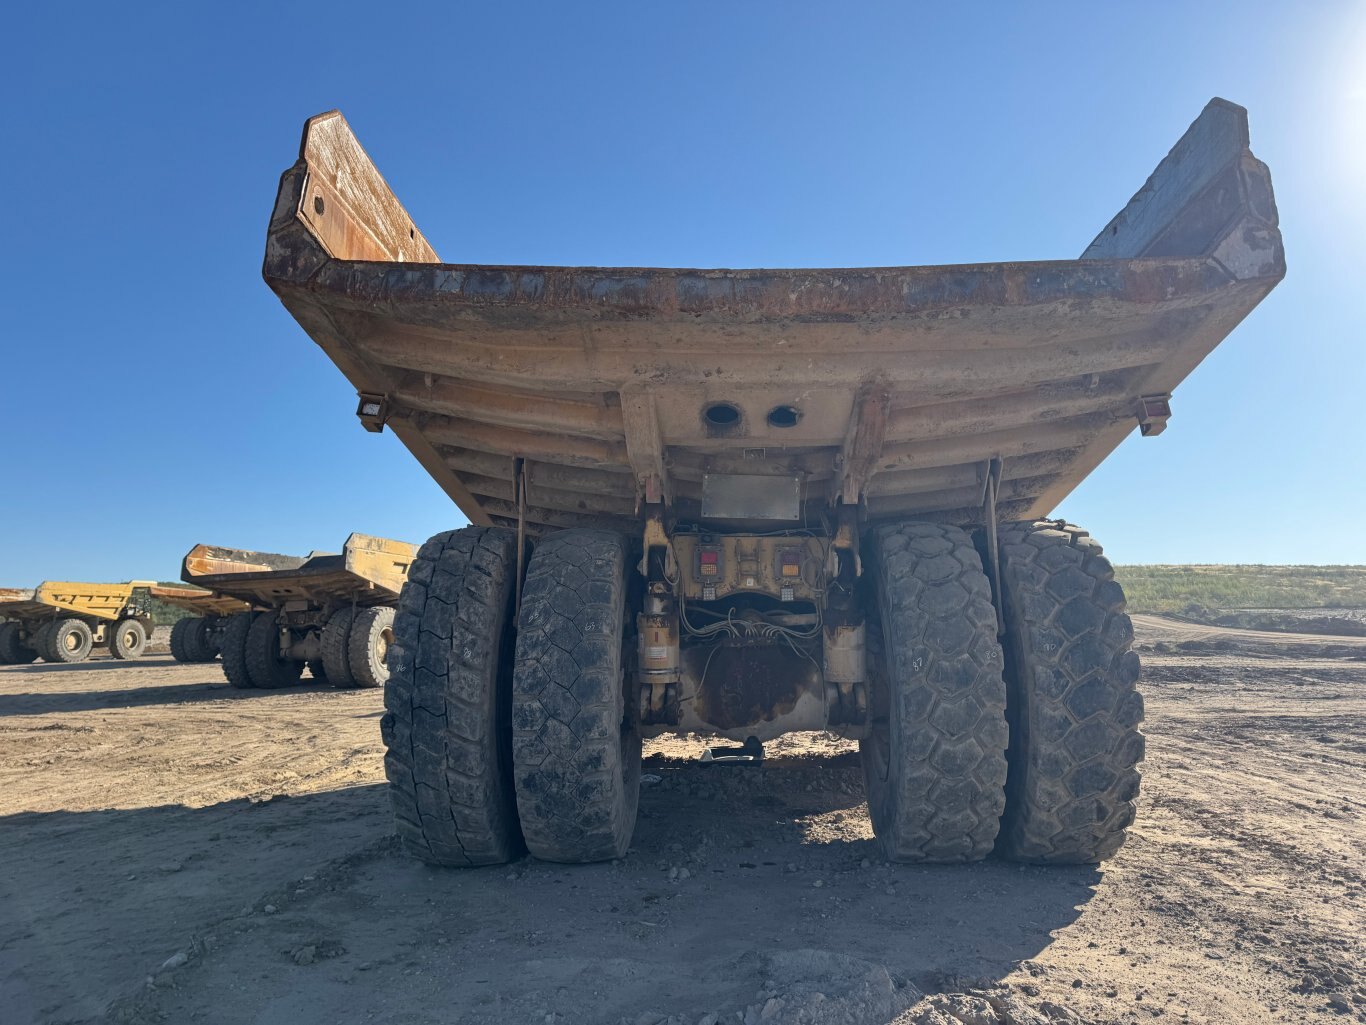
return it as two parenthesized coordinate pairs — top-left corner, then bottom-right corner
(320, 607), (357, 688)
(187, 617), (218, 662)
(993, 521), (1144, 864)
(860, 521), (1009, 863)
(245, 610), (303, 689)
(347, 606), (395, 689)
(0, 623), (37, 664)
(219, 612), (257, 688)
(108, 618), (147, 660)
(511, 528), (640, 864)
(169, 618), (193, 662)
(47, 618), (94, 664)
(382, 526), (524, 867)
(32, 622), (58, 663)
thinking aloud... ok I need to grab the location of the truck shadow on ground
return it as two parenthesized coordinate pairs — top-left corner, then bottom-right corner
(268, 759), (1104, 1023)
(0, 785), (393, 1025)
(2, 763), (1103, 1023)
(0, 679), (338, 716)
(0, 657), (177, 674)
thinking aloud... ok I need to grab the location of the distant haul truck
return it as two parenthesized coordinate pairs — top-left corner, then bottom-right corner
(264, 99), (1283, 866)
(148, 587), (252, 664)
(179, 533), (416, 690)
(0, 582), (157, 664)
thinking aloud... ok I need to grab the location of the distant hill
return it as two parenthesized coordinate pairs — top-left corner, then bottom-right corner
(1114, 565), (1366, 614)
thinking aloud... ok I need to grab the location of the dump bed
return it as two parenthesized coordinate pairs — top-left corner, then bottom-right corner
(180, 533), (416, 607)
(0, 588), (35, 618)
(264, 99), (1283, 535)
(0, 582), (155, 623)
(148, 586), (252, 619)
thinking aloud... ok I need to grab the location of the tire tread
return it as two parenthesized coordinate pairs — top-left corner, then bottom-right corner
(511, 529), (639, 864)
(995, 520), (1145, 864)
(862, 521), (1009, 863)
(383, 526), (524, 867)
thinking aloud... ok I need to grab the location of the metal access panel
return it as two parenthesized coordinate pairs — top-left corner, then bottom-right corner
(701, 474), (802, 521)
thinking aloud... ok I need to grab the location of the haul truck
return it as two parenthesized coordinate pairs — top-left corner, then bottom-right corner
(179, 534), (416, 690)
(0, 582), (157, 663)
(148, 586), (252, 664)
(263, 99), (1283, 866)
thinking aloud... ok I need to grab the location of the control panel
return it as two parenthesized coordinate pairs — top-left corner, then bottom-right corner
(673, 533), (825, 602)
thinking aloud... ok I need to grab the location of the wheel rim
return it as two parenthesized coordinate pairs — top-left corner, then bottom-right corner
(64, 631), (79, 652)
(377, 626), (393, 664)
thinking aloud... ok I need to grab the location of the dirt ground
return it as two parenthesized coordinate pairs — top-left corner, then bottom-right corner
(1, 616), (1362, 1025)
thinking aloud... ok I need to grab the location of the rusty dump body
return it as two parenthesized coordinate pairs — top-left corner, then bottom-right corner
(264, 100), (1284, 867)
(180, 533), (416, 608)
(264, 98), (1282, 533)
(0, 588), (34, 614)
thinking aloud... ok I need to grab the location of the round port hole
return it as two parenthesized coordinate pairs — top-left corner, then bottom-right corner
(767, 405), (801, 428)
(703, 402), (742, 428)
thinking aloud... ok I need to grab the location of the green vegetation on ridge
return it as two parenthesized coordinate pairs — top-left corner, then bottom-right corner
(1113, 565), (1366, 614)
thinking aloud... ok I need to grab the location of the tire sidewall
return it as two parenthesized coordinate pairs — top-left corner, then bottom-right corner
(348, 606), (394, 689)
(110, 618), (146, 660)
(861, 559), (902, 843)
(51, 619), (93, 663)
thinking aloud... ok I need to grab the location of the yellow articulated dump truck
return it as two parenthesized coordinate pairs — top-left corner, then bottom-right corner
(179, 533), (416, 690)
(0, 582), (157, 664)
(263, 99), (1282, 867)
(147, 587), (252, 664)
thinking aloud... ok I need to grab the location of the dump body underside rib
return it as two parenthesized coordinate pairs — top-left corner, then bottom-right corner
(264, 99), (1282, 534)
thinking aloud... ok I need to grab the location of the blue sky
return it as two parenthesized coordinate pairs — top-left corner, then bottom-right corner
(1, 2), (1363, 584)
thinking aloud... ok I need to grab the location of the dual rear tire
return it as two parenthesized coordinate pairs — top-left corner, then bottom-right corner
(0, 622), (39, 664)
(384, 526), (640, 867)
(217, 607), (397, 691)
(321, 606), (394, 690)
(861, 519), (1144, 864)
(170, 617), (220, 663)
(382, 519), (1142, 869)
